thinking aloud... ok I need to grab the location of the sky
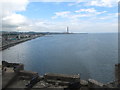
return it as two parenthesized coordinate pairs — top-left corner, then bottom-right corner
(1, 0), (119, 33)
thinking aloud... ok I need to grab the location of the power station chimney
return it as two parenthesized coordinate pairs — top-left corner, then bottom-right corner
(67, 26), (69, 33)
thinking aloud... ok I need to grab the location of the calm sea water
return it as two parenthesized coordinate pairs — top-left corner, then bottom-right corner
(1, 33), (118, 83)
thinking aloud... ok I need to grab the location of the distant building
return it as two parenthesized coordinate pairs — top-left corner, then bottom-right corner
(67, 26), (69, 33)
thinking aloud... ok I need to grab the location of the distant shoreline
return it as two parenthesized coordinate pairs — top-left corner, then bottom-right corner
(1, 33), (117, 51)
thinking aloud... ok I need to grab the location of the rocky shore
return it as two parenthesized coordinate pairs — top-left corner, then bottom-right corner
(1, 61), (120, 90)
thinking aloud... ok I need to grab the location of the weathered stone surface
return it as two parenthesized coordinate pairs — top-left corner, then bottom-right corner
(88, 79), (104, 88)
(44, 73), (80, 82)
(80, 87), (89, 90)
(2, 61), (120, 89)
(19, 70), (38, 78)
(80, 80), (88, 86)
(115, 64), (120, 86)
(2, 72), (17, 89)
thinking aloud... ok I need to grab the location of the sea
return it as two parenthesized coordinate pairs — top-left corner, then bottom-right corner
(1, 33), (118, 83)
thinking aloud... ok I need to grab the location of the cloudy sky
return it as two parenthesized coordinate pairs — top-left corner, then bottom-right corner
(1, 0), (118, 33)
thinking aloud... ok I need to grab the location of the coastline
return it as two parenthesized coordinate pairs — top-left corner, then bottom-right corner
(0, 35), (44, 51)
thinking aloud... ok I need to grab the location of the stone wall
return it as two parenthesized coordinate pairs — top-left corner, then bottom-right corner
(115, 64), (120, 86)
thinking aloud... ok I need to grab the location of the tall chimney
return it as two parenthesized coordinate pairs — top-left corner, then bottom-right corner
(67, 26), (69, 33)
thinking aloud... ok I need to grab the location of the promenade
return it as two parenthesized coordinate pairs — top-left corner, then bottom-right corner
(0, 35), (43, 51)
